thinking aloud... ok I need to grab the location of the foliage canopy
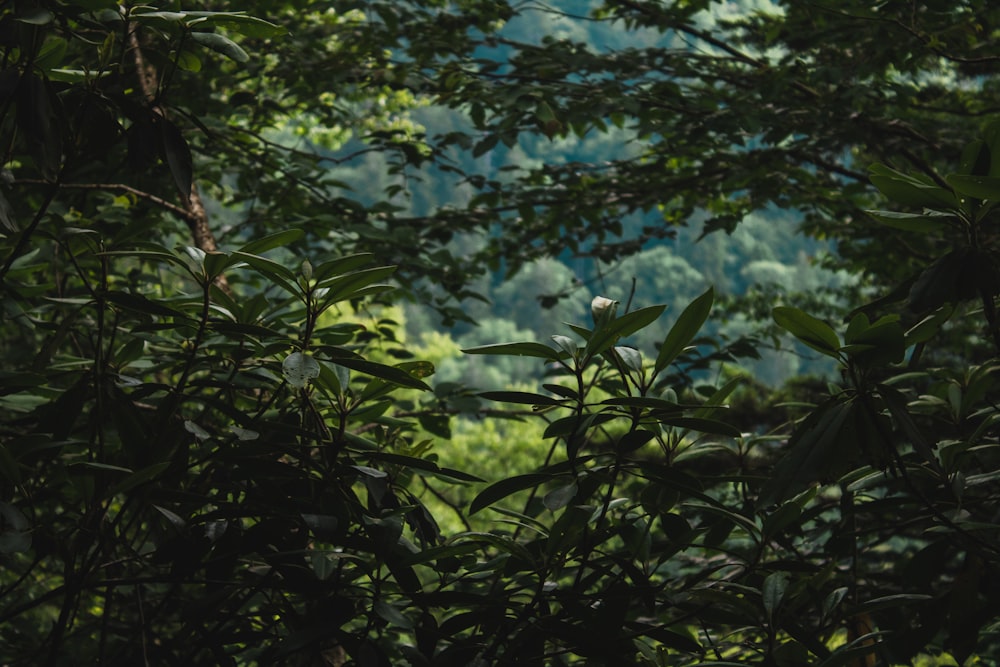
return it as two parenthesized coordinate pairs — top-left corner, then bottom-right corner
(2, 1), (1000, 665)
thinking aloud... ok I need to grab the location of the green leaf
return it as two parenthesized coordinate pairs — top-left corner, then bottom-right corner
(851, 593), (932, 614)
(984, 121), (1000, 177)
(316, 266), (397, 303)
(655, 287), (713, 373)
(364, 452), (484, 483)
(822, 587), (849, 622)
(586, 304), (666, 358)
(153, 505), (186, 531)
(818, 643), (882, 667)
(601, 396), (686, 412)
(238, 229), (304, 255)
(478, 391), (564, 406)
(175, 49), (202, 72)
(469, 473), (555, 515)
(0, 190), (16, 232)
(108, 462), (171, 495)
(659, 416), (741, 437)
(209, 321), (284, 340)
(773, 306), (841, 358)
(624, 622), (702, 653)
(159, 118), (193, 200)
(904, 304), (953, 346)
(843, 313), (905, 367)
(15, 8), (54, 24)
(758, 398), (855, 506)
(325, 352), (430, 390)
(543, 482), (577, 511)
(618, 429), (656, 452)
(960, 138), (989, 176)
(452, 531), (536, 563)
(17, 74), (62, 180)
(0, 507), (30, 553)
(907, 248), (976, 312)
(865, 209), (951, 233)
(97, 248), (196, 275)
(762, 571), (789, 621)
(207, 14), (288, 38)
(879, 384), (944, 473)
(551, 334), (579, 358)
(131, 10), (187, 23)
(202, 251), (235, 279)
(615, 345), (642, 371)
(374, 599), (414, 629)
(103, 291), (187, 319)
(693, 376), (745, 419)
(190, 31), (249, 63)
(869, 164), (957, 209)
(762, 501), (802, 539)
(282, 352), (320, 388)
(0, 444), (21, 484)
(233, 251), (300, 295)
(946, 174), (1000, 200)
(462, 341), (563, 361)
(310, 253), (376, 282)
(35, 36), (68, 73)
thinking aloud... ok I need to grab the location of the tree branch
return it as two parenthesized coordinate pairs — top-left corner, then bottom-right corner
(127, 20), (230, 292)
(14, 179), (195, 222)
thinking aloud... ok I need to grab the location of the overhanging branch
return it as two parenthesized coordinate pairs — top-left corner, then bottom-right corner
(14, 180), (196, 223)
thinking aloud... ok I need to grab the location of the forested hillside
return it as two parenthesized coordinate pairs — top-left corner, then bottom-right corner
(321, 0), (849, 385)
(2, 1), (1000, 665)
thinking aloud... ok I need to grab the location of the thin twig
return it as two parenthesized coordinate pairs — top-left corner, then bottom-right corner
(14, 179), (195, 222)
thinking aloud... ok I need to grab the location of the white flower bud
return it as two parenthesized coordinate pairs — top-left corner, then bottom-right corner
(591, 296), (617, 323)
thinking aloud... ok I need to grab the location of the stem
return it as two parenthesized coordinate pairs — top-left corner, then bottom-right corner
(0, 181), (59, 283)
(155, 280), (212, 432)
(980, 287), (1000, 356)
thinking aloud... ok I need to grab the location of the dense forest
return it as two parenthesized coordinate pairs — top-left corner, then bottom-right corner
(2, 0), (1000, 665)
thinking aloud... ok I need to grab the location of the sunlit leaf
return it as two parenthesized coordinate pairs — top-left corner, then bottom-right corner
(282, 351), (320, 388)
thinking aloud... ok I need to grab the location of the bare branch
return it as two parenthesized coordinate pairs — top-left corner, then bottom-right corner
(14, 179), (195, 222)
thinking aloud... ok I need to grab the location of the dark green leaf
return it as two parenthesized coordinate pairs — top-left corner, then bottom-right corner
(462, 341), (562, 361)
(655, 287), (713, 373)
(586, 304), (666, 358)
(17, 74), (62, 180)
(946, 174), (1000, 200)
(773, 306), (841, 357)
(659, 416), (741, 437)
(159, 118), (193, 200)
(601, 396), (686, 411)
(869, 164), (957, 208)
(311, 253), (376, 282)
(233, 251), (300, 294)
(103, 291), (187, 319)
(16, 8), (54, 24)
(879, 384), (944, 473)
(364, 452), (484, 483)
(469, 473), (555, 515)
(759, 398), (855, 506)
(543, 482), (577, 511)
(478, 390), (564, 406)
(317, 266), (397, 303)
(865, 209), (951, 233)
(237, 229), (304, 255)
(762, 571), (789, 620)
